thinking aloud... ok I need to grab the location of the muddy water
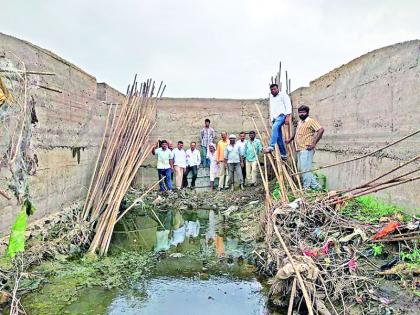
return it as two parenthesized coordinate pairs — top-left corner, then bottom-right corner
(61, 209), (277, 315)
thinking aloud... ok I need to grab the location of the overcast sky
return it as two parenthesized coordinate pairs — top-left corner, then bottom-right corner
(2, 0), (419, 98)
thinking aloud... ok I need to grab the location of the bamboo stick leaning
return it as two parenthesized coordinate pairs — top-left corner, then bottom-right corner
(81, 76), (164, 255)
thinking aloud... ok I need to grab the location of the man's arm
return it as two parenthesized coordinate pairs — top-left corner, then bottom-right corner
(285, 127), (297, 144)
(307, 127), (325, 150)
(169, 158), (174, 170)
(284, 93), (292, 124)
(197, 150), (201, 167)
(152, 142), (159, 155)
(257, 140), (263, 154)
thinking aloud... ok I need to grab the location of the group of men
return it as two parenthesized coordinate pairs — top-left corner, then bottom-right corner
(152, 84), (325, 192)
(152, 118), (263, 192)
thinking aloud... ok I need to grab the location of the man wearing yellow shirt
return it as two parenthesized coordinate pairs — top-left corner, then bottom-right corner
(215, 131), (230, 190)
(286, 105), (324, 190)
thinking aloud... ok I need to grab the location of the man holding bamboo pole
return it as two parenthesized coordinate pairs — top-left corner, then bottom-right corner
(286, 105), (324, 190)
(152, 140), (174, 192)
(264, 83), (292, 159)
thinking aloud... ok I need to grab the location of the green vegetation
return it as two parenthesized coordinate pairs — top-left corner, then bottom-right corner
(371, 243), (384, 257)
(22, 251), (154, 314)
(314, 172), (328, 190)
(341, 195), (409, 223)
(400, 248), (420, 265)
(7, 199), (36, 258)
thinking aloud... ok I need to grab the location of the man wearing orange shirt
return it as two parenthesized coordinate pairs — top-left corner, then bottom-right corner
(215, 131), (230, 190)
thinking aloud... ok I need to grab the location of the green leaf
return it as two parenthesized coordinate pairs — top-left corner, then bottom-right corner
(7, 199), (36, 258)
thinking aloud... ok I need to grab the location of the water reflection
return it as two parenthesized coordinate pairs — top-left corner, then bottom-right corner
(112, 209), (242, 261)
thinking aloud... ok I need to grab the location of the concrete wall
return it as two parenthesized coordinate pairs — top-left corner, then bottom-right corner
(0, 33), (125, 234)
(291, 40), (420, 212)
(136, 97), (269, 185)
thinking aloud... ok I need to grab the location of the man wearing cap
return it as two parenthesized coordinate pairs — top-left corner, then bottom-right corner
(264, 83), (292, 159)
(207, 143), (219, 191)
(215, 131), (230, 190)
(224, 134), (245, 190)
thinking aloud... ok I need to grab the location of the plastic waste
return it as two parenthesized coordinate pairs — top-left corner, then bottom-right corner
(185, 220), (200, 238)
(171, 225), (186, 246)
(155, 230), (170, 252)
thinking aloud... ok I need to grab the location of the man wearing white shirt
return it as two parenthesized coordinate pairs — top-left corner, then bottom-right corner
(172, 141), (187, 189)
(183, 142), (201, 189)
(264, 83), (292, 159)
(237, 131), (247, 180)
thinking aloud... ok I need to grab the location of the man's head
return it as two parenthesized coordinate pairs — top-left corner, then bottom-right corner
(209, 143), (216, 152)
(239, 131), (246, 142)
(205, 118), (211, 128)
(229, 134), (236, 145)
(221, 131), (227, 140)
(161, 140), (168, 150)
(177, 141), (184, 150)
(167, 140), (173, 150)
(190, 141), (196, 150)
(249, 130), (256, 141)
(298, 105), (310, 121)
(270, 83), (279, 96)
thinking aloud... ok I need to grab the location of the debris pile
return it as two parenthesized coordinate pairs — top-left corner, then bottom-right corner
(255, 194), (419, 314)
(250, 104), (419, 313)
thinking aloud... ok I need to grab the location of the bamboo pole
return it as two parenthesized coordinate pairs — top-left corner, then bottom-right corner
(330, 175), (420, 205)
(83, 77), (164, 255)
(292, 129), (420, 176)
(273, 223), (314, 315)
(287, 278), (297, 315)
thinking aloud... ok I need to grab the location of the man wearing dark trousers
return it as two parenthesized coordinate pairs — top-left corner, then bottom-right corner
(183, 142), (201, 189)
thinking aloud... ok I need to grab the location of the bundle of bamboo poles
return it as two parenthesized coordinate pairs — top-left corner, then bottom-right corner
(81, 76), (165, 256)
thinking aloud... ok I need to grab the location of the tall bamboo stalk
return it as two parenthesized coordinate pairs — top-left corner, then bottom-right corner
(82, 76), (164, 255)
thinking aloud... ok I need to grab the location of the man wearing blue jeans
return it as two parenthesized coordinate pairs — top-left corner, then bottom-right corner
(152, 140), (174, 192)
(286, 105), (324, 190)
(264, 83), (292, 159)
(200, 118), (215, 167)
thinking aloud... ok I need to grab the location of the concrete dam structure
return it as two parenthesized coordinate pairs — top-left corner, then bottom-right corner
(0, 33), (419, 235)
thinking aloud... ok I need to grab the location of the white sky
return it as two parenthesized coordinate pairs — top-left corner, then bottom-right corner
(1, 0), (419, 98)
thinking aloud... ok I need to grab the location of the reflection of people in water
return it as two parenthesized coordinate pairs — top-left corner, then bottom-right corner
(204, 210), (225, 256)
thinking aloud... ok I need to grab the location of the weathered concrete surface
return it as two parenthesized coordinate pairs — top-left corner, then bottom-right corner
(0, 33), (125, 234)
(136, 97), (269, 186)
(291, 40), (420, 212)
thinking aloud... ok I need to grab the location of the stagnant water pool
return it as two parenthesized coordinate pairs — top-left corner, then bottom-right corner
(21, 209), (282, 314)
(63, 276), (269, 315)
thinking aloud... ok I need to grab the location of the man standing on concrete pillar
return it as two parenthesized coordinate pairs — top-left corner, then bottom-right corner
(184, 142), (201, 189)
(264, 83), (292, 159)
(286, 105), (324, 190)
(224, 134), (245, 191)
(152, 140), (174, 192)
(200, 118), (215, 168)
(216, 131), (230, 190)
